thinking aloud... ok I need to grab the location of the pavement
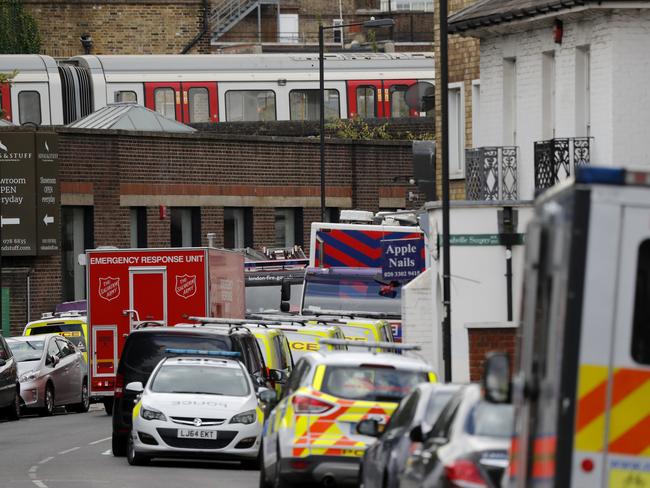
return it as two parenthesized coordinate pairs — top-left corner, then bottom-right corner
(0, 404), (260, 488)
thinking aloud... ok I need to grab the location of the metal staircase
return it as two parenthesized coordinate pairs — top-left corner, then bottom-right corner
(209, 0), (278, 42)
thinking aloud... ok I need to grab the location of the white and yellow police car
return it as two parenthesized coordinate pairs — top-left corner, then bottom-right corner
(260, 340), (436, 487)
(126, 349), (275, 467)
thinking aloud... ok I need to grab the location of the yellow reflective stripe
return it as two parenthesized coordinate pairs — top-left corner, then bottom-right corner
(312, 365), (326, 390)
(132, 400), (142, 421)
(578, 365), (609, 398)
(428, 372), (437, 383)
(608, 380), (650, 444)
(256, 406), (264, 424)
(575, 416), (606, 452)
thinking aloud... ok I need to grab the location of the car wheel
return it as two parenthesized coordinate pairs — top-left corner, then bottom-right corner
(39, 384), (54, 416)
(7, 388), (20, 421)
(112, 432), (127, 457)
(103, 398), (113, 415)
(69, 381), (90, 413)
(272, 440), (292, 488)
(126, 434), (149, 466)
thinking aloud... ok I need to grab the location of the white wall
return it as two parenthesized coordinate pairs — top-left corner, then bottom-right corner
(477, 9), (650, 199)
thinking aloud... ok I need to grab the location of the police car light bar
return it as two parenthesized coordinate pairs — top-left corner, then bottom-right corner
(575, 167), (650, 186)
(320, 338), (421, 351)
(165, 348), (241, 358)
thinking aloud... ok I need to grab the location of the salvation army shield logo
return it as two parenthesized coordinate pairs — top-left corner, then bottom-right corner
(175, 274), (197, 299)
(98, 277), (120, 301)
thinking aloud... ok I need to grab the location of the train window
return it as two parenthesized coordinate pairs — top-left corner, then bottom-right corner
(154, 88), (176, 120)
(390, 85), (410, 118)
(188, 87), (210, 123)
(356, 86), (376, 118)
(289, 89), (340, 121)
(115, 91), (137, 103)
(632, 239), (650, 364)
(225, 90), (276, 122)
(18, 91), (41, 125)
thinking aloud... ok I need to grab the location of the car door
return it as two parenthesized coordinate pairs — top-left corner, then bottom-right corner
(56, 338), (82, 402)
(0, 338), (14, 407)
(45, 338), (67, 405)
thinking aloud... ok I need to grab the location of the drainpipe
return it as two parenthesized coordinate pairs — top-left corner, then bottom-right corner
(26, 271), (32, 323)
(182, 0), (209, 54)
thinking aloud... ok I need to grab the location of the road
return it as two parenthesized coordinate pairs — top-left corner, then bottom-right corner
(0, 405), (259, 488)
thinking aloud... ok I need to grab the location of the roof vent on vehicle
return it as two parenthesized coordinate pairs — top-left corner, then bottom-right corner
(339, 210), (375, 223)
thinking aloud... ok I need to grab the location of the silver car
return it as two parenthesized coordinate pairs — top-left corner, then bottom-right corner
(6, 334), (89, 415)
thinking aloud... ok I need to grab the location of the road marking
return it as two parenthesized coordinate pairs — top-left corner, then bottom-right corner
(32, 481), (48, 488)
(58, 446), (80, 455)
(29, 466), (38, 473)
(89, 437), (111, 445)
(101, 449), (112, 455)
(38, 457), (54, 465)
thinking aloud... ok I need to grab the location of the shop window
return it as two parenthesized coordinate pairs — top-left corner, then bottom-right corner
(225, 90), (276, 122)
(290, 89), (340, 121)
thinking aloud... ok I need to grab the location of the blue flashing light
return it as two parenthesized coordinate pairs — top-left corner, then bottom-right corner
(164, 348), (241, 358)
(575, 167), (625, 185)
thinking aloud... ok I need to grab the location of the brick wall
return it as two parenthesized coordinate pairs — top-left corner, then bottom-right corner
(0, 126), (420, 333)
(434, 0), (480, 201)
(467, 326), (517, 382)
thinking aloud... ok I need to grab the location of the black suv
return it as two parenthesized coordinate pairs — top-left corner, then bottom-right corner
(0, 335), (20, 421)
(111, 326), (268, 456)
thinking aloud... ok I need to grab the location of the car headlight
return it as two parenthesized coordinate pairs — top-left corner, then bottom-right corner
(229, 409), (256, 425)
(19, 370), (40, 382)
(140, 405), (167, 421)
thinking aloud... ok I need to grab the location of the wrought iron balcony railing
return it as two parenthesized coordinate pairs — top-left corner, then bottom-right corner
(534, 137), (592, 193)
(466, 146), (518, 201)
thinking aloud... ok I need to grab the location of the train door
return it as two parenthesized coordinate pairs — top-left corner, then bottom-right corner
(347, 80), (382, 118)
(145, 82), (182, 121)
(181, 82), (218, 123)
(0, 82), (10, 121)
(11, 84), (51, 125)
(382, 80), (417, 118)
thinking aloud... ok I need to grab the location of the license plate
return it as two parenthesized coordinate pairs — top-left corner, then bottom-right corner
(177, 429), (218, 439)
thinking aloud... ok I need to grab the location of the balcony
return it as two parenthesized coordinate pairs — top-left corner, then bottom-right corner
(534, 137), (592, 193)
(466, 146), (518, 201)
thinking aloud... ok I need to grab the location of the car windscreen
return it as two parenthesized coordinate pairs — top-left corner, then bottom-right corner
(119, 333), (234, 382)
(303, 274), (401, 315)
(465, 402), (514, 438)
(245, 283), (303, 314)
(6, 340), (44, 362)
(150, 364), (250, 396)
(423, 390), (456, 428)
(339, 325), (375, 342)
(321, 366), (427, 402)
(28, 323), (86, 351)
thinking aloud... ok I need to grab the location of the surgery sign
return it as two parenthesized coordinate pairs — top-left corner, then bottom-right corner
(380, 238), (425, 281)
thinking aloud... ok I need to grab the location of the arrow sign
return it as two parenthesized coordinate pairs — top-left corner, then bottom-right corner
(1, 216), (21, 227)
(43, 214), (54, 226)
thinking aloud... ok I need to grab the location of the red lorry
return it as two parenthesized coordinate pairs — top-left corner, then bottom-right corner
(85, 247), (244, 411)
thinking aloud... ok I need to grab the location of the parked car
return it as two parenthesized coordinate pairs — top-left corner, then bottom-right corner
(0, 335), (20, 421)
(246, 325), (294, 395)
(6, 334), (89, 416)
(126, 352), (275, 467)
(399, 384), (514, 488)
(112, 326), (274, 457)
(23, 312), (88, 363)
(359, 383), (461, 488)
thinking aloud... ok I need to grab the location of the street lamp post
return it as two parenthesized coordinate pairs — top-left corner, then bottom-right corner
(318, 18), (395, 222)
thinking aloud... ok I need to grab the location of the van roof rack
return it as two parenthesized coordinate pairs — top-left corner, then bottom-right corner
(320, 338), (420, 351)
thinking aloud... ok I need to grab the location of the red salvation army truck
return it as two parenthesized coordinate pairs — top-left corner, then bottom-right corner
(85, 247), (244, 412)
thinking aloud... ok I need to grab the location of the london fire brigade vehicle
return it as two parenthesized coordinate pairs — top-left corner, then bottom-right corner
(483, 167), (650, 487)
(302, 211), (425, 341)
(85, 247), (244, 412)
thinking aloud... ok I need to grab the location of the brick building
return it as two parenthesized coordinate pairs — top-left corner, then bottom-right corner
(23, 0), (434, 57)
(0, 122), (421, 335)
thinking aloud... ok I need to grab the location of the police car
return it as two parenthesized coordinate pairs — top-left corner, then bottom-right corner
(260, 340), (436, 487)
(125, 349), (276, 467)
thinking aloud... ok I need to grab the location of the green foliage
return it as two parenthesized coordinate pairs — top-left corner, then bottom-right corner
(0, 0), (41, 54)
(326, 118), (434, 141)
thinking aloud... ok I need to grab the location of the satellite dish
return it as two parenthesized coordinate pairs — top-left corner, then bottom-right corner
(405, 82), (435, 112)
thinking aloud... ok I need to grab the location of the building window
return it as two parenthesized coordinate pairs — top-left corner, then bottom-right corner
(390, 85), (410, 118)
(632, 239), (650, 365)
(503, 58), (517, 145)
(114, 91), (137, 103)
(279, 13), (299, 43)
(472, 80), (481, 147)
(188, 87), (210, 123)
(575, 46), (591, 137)
(154, 88), (176, 120)
(18, 91), (41, 125)
(381, 0), (433, 11)
(62, 206), (93, 301)
(290, 89), (340, 121)
(448, 84), (465, 178)
(275, 208), (303, 247)
(326, 208), (340, 223)
(170, 207), (201, 247)
(224, 207), (253, 249)
(356, 86), (376, 118)
(225, 90), (276, 122)
(130, 207), (147, 248)
(542, 51), (556, 139)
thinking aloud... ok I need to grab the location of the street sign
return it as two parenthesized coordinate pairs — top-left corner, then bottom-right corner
(36, 133), (59, 254)
(0, 132), (36, 255)
(381, 238), (425, 281)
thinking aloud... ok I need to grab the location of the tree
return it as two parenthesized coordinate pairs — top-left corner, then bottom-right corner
(0, 0), (41, 54)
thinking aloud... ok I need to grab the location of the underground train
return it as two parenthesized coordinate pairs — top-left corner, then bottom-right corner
(0, 53), (435, 126)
